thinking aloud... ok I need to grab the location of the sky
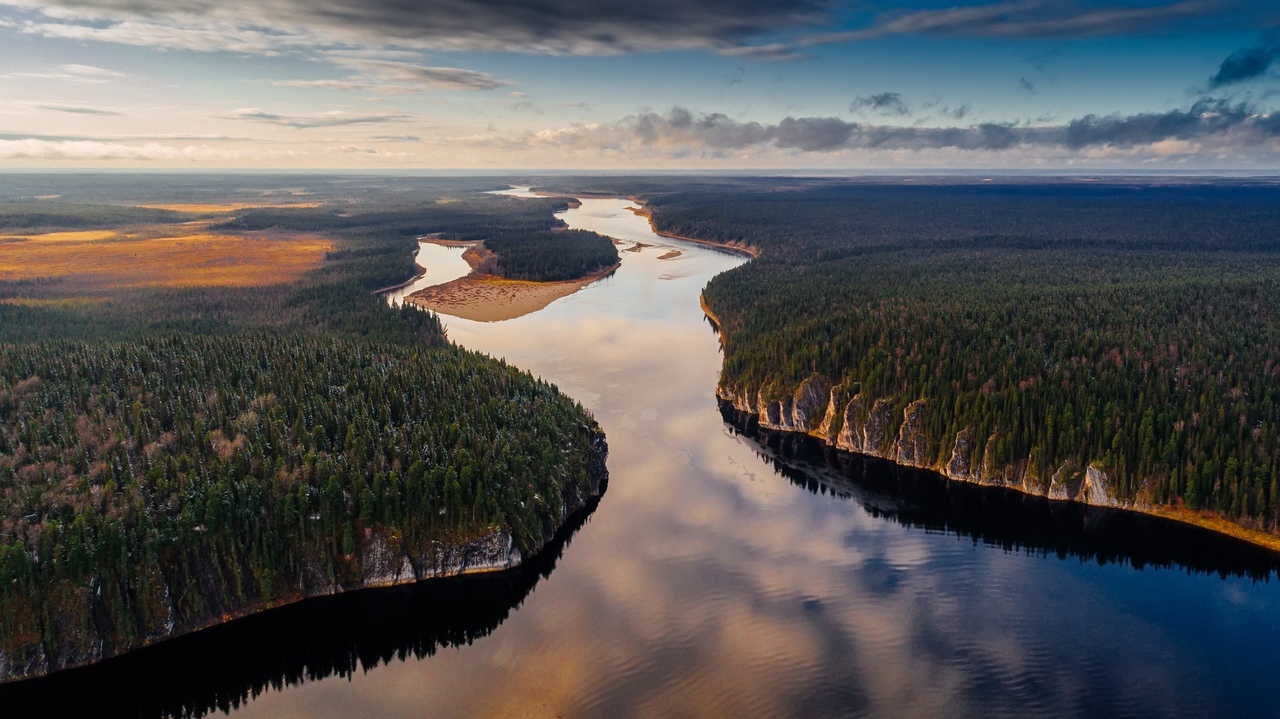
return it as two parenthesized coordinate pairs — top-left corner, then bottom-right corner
(0, 0), (1278, 170)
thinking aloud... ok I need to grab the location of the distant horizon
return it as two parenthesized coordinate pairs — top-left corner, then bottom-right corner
(2, 168), (1280, 178)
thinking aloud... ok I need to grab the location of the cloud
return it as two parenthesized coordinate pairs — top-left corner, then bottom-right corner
(865, 0), (1214, 39)
(737, 0), (1229, 57)
(850, 92), (910, 116)
(225, 108), (409, 128)
(479, 102), (1280, 157)
(6, 0), (834, 56)
(0, 132), (250, 141)
(18, 16), (311, 53)
(1209, 35), (1280, 88)
(1, 63), (126, 82)
(370, 134), (420, 142)
(1062, 99), (1276, 149)
(0, 138), (244, 160)
(330, 59), (513, 90)
(9, 0), (1258, 65)
(272, 60), (511, 95)
(33, 104), (123, 115)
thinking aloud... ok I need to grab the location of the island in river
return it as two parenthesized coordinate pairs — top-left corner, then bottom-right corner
(405, 238), (621, 322)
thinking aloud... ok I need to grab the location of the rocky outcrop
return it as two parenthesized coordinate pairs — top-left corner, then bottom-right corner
(722, 374), (1132, 512)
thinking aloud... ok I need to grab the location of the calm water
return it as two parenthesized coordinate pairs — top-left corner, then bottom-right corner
(382, 241), (473, 307)
(10, 195), (1280, 718)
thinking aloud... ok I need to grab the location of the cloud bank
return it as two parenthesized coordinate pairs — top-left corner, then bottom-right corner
(486, 101), (1280, 158)
(5, 0), (1254, 59)
(4, 0), (832, 55)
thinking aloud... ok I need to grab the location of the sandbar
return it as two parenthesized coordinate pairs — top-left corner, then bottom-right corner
(407, 262), (619, 323)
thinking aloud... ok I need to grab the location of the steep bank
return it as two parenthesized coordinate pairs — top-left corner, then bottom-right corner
(1, 448), (608, 683)
(0, 336), (610, 682)
(713, 372), (1280, 554)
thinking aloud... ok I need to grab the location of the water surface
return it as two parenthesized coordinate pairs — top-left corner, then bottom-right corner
(382, 241), (472, 307)
(22, 194), (1276, 718)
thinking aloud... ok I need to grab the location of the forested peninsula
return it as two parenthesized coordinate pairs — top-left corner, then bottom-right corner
(0, 178), (609, 680)
(646, 180), (1280, 549)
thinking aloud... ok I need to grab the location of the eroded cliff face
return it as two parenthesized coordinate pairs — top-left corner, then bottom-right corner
(0, 436), (609, 684)
(719, 377), (1130, 511)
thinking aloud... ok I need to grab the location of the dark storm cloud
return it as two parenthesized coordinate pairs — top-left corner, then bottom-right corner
(1209, 35), (1280, 88)
(21, 0), (1257, 59)
(850, 93), (910, 116)
(17, 0), (835, 55)
(504, 102), (1280, 155)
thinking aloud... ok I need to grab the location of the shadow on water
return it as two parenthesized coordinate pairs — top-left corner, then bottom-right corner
(721, 403), (1280, 582)
(0, 493), (604, 719)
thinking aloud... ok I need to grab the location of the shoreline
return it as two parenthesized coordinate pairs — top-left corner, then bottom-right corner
(406, 257), (621, 323)
(2, 530), (516, 684)
(3, 458), (609, 684)
(1, 478), (608, 688)
(626, 203), (760, 258)
(707, 357), (1280, 556)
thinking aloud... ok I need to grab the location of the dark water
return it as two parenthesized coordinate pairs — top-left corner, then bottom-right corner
(7, 197), (1280, 718)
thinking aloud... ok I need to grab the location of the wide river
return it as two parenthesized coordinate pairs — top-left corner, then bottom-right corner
(146, 196), (1280, 716)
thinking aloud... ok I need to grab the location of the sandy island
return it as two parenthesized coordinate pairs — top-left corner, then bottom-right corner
(405, 240), (619, 322)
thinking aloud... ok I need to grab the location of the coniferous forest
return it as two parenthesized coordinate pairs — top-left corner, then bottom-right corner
(0, 177), (608, 679)
(644, 180), (1280, 536)
(478, 229), (619, 282)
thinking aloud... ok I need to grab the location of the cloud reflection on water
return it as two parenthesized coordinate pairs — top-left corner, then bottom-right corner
(230, 196), (1280, 719)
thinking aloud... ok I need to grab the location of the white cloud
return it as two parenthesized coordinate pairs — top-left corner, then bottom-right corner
(1, 63), (127, 82)
(0, 138), (240, 160)
(271, 61), (511, 94)
(224, 108), (410, 128)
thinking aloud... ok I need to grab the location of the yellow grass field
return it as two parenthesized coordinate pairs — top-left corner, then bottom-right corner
(0, 230), (332, 289)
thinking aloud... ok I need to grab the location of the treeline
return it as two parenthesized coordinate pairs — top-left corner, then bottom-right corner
(650, 182), (1280, 532)
(479, 230), (618, 282)
(219, 198), (618, 284)
(0, 202), (184, 231)
(0, 334), (603, 673)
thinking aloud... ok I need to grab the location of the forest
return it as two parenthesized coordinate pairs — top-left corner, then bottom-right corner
(215, 195), (618, 284)
(476, 229), (618, 282)
(0, 177), (609, 678)
(645, 181), (1280, 535)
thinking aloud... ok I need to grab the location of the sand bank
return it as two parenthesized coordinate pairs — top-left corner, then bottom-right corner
(407, 265), (618, 322)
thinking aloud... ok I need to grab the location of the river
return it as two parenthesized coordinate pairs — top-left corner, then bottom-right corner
(14, 194), (1280, 717)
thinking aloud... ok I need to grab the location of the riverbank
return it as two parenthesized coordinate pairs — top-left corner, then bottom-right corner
(627, 204), (760, 258)
(711, 373), (1280, 555)
(2, 450), (609, 684)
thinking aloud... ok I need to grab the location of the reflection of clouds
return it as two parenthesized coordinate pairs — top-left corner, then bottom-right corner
(233, 198), (1280, 719)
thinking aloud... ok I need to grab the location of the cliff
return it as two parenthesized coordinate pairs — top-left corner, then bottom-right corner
(0, 432), (608, 683)
(717, 377), (1129, 511)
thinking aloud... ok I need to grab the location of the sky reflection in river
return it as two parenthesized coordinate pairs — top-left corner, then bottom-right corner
(231, 196), (1280, 719)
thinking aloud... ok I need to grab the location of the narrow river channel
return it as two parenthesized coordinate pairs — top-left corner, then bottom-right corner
(219, 194), (1280, 719)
